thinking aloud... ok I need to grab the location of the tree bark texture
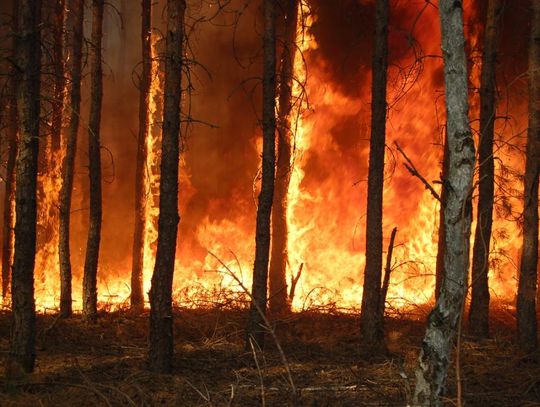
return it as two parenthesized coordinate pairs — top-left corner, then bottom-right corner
(246, 0), (276, 349)
(131, 0), (152, 313)
(469, 0), (504, 339)
(148, 0), (185, 373)
(359, 0), (389, 347)
(83, 0), (104, 324)
(10, 0), (41, 373)
(2, 3), (19, 302)
(517, 0), (540, 356)
(269, 0), (298, 316)
(59, 0), (84, 318)
(414, 1), (475, 405)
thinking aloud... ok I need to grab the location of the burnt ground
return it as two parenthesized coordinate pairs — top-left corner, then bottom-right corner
(0, 303), (539, 406)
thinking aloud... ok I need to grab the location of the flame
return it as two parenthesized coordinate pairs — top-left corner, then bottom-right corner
(17, 1), (528, 314)
(34, 121), (64, 310)
(140, 31), (164, 302)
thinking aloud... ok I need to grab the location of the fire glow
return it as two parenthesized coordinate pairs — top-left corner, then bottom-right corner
(5, 0), (527, 314)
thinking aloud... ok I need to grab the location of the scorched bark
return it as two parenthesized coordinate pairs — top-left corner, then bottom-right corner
(131, 0), (152, 313)
(517, 0), (540, 356)
(83, 0), (104, 324)
(269, 0), (298, 316)
(59, 0), (84, 318)
(148, 0), (185, 373)
(246, 0), (276, 349)
(360, 0), (389, 348)
(10, 0), (41, 373)
(414, 0), (476, 405)
(469, 0), (504, 338)
(2, 2), (18, 302)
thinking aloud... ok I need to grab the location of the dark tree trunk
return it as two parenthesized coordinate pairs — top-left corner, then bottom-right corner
(59, 0), (84, 318)
(2, 2), (18, 302)
(414, 1), (475, 404)
(131, 0), (152, 313)
(269, 0), (298, 317)
(517, 0), (540, 356)
(148, 0), (185, 373)
(435, 131), (449, 300)
(9, 0), (41, 373)
(245, 0), (276, 349)
(359, 0), (389, 348)
(469, 0), (504, 339)
(83, 0), (104, 324)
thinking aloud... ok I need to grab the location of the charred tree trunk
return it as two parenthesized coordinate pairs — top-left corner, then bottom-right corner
(83, 0), (104, 324)
(9, 0), (41, 373)
(2, 3), (18, 302)
(148, 0), (185, 373)
(413, 1), (475, 404)
(359, 0), (389, 348)
(59, 0), (84, 318)
(246, 0), (276, 349)
(469, 0), (504, 339)
(131, 0), (152, 313)
(435, 131), (449, 300)
(269, 0), (298, 317)
(517, 0), (540, 356)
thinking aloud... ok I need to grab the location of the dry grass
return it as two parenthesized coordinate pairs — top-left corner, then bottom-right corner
(0, 302), (538, 406)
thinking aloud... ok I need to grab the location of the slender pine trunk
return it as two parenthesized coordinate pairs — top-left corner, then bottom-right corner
(9, 0), (41, 374)
(2, 2), (18, 303)
(131, 0), (152, 312)
(517, 0), (540, 356)
(359, 0), (389, 348)
(269, 0), (298, 317)
(469, 0), (504, 339)
(148, 0), (185, 373)
(59, 0), (84, 318)
(413, 1), (475, 404)
(245, 0), (276, 349)
(83, 0), (104, 324)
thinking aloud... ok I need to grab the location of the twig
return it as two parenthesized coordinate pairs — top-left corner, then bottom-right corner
(394, 141), (441, 201)
(185, 379), (212, 405)
(249, 337), (266, 407)
(379, 227), (398, 320)
(289, 262), (303, 302)
(208, 250), (297, 397)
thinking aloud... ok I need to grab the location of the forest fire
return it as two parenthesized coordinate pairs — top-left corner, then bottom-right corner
(3, 0), (527, 314)
(0, 0), (538, 405)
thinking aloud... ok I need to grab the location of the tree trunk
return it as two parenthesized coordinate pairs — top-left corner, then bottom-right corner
(359, 0), (389, 348)
(469, 0), (504, 339)
(148, 0), (185, 373)
(131, 0), (152, 313)
(269, 0), (298, 317)
(83, 0), (104, 324)
(245, 0), (276, 349)
(413, 1), (475, 404)
(517, 0), (540, 356)
(435, 131), (449, 300)
(59, 0), (84, 318)
(2, 2), (18, 303)
(9, 0), (41, 373)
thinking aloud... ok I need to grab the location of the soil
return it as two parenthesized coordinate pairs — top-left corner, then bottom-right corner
(0, 302), (539, 406)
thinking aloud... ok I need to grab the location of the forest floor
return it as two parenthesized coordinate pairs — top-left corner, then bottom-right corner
(0, 302), (539, 406)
